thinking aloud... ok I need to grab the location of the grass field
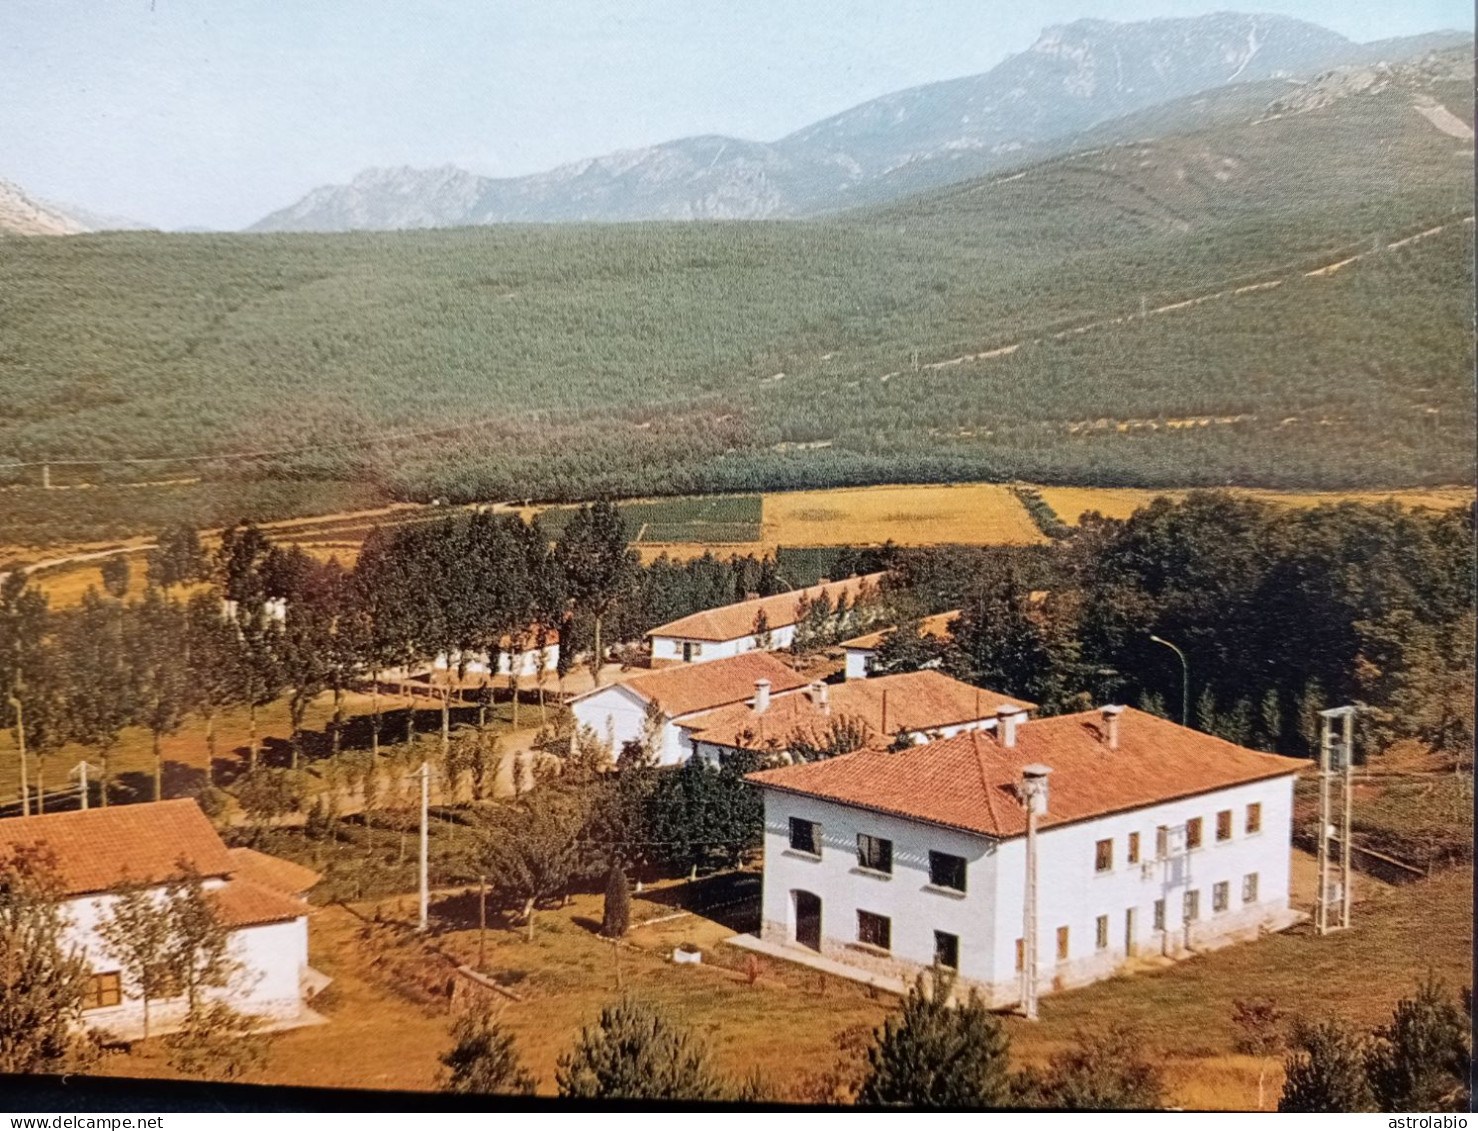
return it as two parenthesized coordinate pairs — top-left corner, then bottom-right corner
(1039, 484), (1475, 525)
(90, 855), (1473, 1107)
(762, 483), (1047, 547)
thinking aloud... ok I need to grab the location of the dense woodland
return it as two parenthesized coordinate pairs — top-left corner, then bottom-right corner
(1, 78), (1472, 543)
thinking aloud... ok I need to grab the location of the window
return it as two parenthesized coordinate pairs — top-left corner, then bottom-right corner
(1127, 831), (1141, 865)
(1153, 899), (1166, 931)
(934, 930), (959, 970)
(1213, 881), (1230, 913)
(1246, 803), (1262, 834)
(1095, 915), (1109, 950)
(856, 834), (893, 874)
(1184, 889), (1200, 922)
(1243, 873), (1259, 903)
(1056, 926), (1070, 962)
(1216, 810), (1233, 842)
(82, 971), (122, 1011)
(788, 817), (821, 856)
(1155, 825), (1169, 859)
(857, 910), (891, 951)
(928, 851), (967, 893)
(1185, 817), (1203, 850)
(681, 641), (702, 662)
(1094, 838), (1113, 873)
(1015, 938), (1024, 971)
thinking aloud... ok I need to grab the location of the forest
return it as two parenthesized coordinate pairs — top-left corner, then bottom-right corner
(0, 74), (1472, 543)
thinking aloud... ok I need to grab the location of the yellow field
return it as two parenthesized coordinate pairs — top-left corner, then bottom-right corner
(1040, 485), (1474, 526)
(761, 483), (1046, 547)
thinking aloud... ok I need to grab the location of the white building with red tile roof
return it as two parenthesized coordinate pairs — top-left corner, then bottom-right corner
(745, 706), (1304, 1004)
(647, 574), (888, 666)
(680, 670), (1033, 761)
(0, 799), (325, 1041)
(840, 610), (959, 680)
(569, 652), (812, 765)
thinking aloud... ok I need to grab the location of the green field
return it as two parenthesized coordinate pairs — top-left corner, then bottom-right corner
(1, 60), (1471, 543)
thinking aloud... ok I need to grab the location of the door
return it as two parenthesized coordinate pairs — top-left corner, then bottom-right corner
(682, 641), (695, 663)
(1124, 907), (1138, 957)
(793, 890), (822, 951)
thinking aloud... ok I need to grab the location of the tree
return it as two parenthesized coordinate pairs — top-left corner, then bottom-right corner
(100, 555), (130, 600)
(1231, 998), (1287, 1111)
(1023, 1023), (1166, 1110)
(0, 575), (52, 816)
(184, 592), (250, 785)
(786, 713), (874, 763)
(439, 1007), (537, 1095)
(162, 1001), (272, 1080)
(214, 522), (271, 609)
(1366, 975), (1470, 1112)
(557, 501), (635, 684)
(125, 588), (192, 801)
(556, 997), (724, 1101)
(0, 846), (96, 1075)
(1278, 1018), (1376, 1112)
(600, 861), (631, 939)
(477, 789), (588, 940)
(148, 523), (206, 592)
(947, 573), (1077, 709)
(752, 608), (773, 651)
(94, 878), (175, 1039)
(857, 971), (1013, 1108)
(57, 591), (131, 808)
(161, 864), (237, 1013)
(236, 611), (285, 772)
(871, 617), (946, 676)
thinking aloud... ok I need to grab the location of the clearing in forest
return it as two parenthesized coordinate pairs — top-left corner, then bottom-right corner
(1039, 485), (1475, 525)
(762, 483), (1046, 547)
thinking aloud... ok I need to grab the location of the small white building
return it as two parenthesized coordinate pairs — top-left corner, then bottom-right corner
(0, 800), (326, 1041)
(647, 574), (888, 666)
(681, 669), (1033, 762)
(430, 628), (561, 681)
(747, 706), (1303, 1005)
(569, 652), (810, 765)
(840, 610), (959, 680)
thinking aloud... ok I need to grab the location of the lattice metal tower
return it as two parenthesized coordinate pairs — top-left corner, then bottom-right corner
(1315, 706), (1356, 935)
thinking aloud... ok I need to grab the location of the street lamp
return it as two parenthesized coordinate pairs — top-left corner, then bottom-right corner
(1019, 763), (1052, 1022)
(1149, 635), (1189, 727)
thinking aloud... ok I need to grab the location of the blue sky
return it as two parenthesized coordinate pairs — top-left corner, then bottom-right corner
(1, 1), (1469, 230)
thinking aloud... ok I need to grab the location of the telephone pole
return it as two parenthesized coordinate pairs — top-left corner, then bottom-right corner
(69, 760), (101, 810)
(417, 760), (430, 932)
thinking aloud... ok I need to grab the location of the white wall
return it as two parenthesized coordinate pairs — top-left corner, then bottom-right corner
(432, 645), (559, 678)
(991, 775), (1296, 993)
(758, 773), (1297, 1004)
(571, 684), (699, 765)
(759, 792), (1002, 990)
(651, 624), (798, 665)
(63, 884), (311, 1040)
(843, 647), (875, 680)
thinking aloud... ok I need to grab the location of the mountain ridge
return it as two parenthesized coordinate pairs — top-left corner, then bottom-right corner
(248, 14), (1471, 232)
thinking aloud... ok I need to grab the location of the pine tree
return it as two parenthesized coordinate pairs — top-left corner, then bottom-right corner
(440, 1007), (537, 1095)
(1366, 976), (1470, 1112)
(556, 997), (723, 1101)
(1278, 1018), (1376, 1112)
(99, 555), (130, 600)
(858, 971), (1013, 1108)
(1195, 686), (1218, 735)
(600, 861), (631, 939)
(0, 846), (96, 1074)
(1259, 689), (1284, 752)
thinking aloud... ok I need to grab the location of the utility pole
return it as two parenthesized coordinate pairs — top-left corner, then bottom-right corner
(1019, 764), (1052, 1021)
(1149, 635), (1189, 727)
(1316, 706), (1356, 935)
(10, 694), (27, 818)
(417, 760), (430, 932)
(477, 874), (488, 972)
(69, 760), (100, 810)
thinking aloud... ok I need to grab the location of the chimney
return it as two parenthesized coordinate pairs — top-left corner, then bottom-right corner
(818, 577), (832, 586)
(1101, 704), (1124, 750)
(753, 679), (771, 714)
(1021, 763), (1052, 814)
(809, 681), (830, 713)
(744, 591), (760, 601)
(996, 704), (1022, 748)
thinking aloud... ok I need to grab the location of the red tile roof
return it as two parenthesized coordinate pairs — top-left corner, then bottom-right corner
(747, 707), (1304, 838)
(841, 610), (960, 653)
(0, 800), (234, 897)
(681, 670), (1033, 750)
(210, 878), (314, 928)
(227, 847), (322, 896)
(647, 574), (889, 643)
(583, 651), (812, 718)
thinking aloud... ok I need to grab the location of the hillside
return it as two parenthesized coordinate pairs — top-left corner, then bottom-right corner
(247, 14), (1467, 231)
(1, 51), (1471, 541)
(0, 178), (89, 236)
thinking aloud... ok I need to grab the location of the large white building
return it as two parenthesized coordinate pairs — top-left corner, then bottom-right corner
(647, 574), (888, 666)
(0, 800), (326, 1041)
(680, 669), (1033, 762)
(747, 706), (1303, 1005)
(569, 652), (811, 765)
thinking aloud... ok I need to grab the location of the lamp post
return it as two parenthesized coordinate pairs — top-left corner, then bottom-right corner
(1149, 635), (1189, 727)
(1019, 763), (1052, 1022)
